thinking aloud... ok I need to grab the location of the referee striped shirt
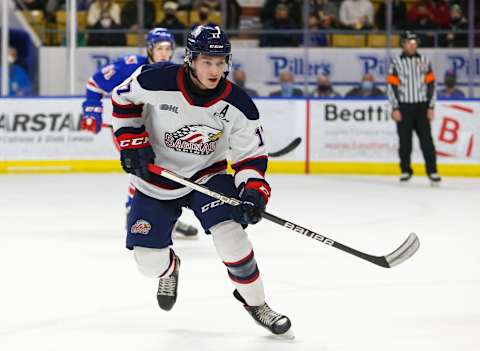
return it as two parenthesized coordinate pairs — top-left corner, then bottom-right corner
(387, 52), (436, 109)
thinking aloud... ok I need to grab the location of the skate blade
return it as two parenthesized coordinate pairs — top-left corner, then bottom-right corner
(269, 329), (295, 340)
(430, 181), (440, 188)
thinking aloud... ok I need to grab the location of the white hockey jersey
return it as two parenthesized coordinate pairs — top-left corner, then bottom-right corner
(111, 62), (268, 200)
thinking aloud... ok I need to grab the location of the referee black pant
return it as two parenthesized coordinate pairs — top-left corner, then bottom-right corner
(396, 102), (437, 175)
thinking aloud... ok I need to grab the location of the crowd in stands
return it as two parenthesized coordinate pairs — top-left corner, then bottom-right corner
(234, 68), (466, 99)
(10, 0), (476, 96)
(259, 0), (474, 47)
(16, 0), (476, 48)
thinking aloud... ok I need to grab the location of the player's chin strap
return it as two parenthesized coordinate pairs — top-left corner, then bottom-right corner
(147, 164), (421, 269)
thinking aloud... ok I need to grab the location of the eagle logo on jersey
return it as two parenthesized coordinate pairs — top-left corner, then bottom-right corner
(165, 125), (223, 155)
(131, 219), (151, 235)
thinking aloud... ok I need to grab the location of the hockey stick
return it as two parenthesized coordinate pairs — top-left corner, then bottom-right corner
(147, 164), (420, 268)
(268, 137), (302, 158)
(103, 123), (301, 158)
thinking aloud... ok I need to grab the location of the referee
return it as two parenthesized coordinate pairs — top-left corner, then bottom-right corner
(387, 31), (441, 184)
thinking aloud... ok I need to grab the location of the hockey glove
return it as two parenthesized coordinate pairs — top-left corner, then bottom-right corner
(81, 99), (103, 134)
(231, 179), (271, 225)
(115, 126), (155, 180)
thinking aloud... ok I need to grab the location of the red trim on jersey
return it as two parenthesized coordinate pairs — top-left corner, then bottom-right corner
(111, 99), (144, 109)
(203, 80), (232, 107)
(177, 65), (232, 107)
(177, 67), (194, 105)
(112, 112), (142, 118)
(146, 160), (228, 190)
(235, 166), (265, 177)
(231, 155), (268, 173)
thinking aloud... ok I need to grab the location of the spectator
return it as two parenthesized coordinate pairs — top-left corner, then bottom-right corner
(260, 4), (300, 47)
(154, 1), (187, 46)
(269, 70), (303, 97)
(305, 13), (328, 47)
(191, 2), (219, 27)
(45, 0), (89, 22)
(312, 74), (340, 97)
(261, 0), (302, 27)
(432, 0), (450, 29)
(87, 0), (125, 46)
(346, 73), (384, 97)
(310, 0), (339, 28)
(339, 0), (374, 30)
(232, 69), (259, 97)
(193, 0), (221, 11)
(375, 0), (407, 30)
(407, 0), (449, 29)
(406, 1), (436, 47)
(438, 69), (465, 98)
(177, 0), (194, 11)
(20, 0), (44, 10)
(3, 47), (33, 96)
(441, 4), (468, 47)
(121, 0), (156, 32)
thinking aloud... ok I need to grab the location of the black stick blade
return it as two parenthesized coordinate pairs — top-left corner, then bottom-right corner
(269, 137), (302, 157)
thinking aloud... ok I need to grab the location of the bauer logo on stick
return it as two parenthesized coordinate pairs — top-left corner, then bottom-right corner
(131, 219), (152, 235)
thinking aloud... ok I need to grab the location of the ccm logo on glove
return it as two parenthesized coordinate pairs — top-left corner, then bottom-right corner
(117, 133), (150, 149)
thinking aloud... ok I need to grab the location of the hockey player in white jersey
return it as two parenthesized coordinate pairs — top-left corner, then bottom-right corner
(111, 25), (292, 336)
(81, 28), (198, 238)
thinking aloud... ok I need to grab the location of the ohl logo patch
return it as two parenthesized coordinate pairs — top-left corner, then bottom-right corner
(165, 125), (223, 155)
(131, 219), (152, 235)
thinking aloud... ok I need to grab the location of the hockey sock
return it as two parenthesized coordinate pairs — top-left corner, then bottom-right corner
(210, 220), (266, 306)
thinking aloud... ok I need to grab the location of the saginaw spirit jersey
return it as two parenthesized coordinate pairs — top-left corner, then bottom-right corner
(111, 62), (268, 201)
(86, 54), (149, 99)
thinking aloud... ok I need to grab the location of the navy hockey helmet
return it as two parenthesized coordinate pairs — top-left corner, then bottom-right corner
(147, 28), (175, 53)
(184, 25), (232, 75)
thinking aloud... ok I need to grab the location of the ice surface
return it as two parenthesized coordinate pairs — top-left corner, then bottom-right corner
(1, 173), (479, 351)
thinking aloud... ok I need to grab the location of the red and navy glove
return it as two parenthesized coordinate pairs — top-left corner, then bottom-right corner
(115, 126), (155, 180)
(81, 99), (103, 134)
(231, 179), (271, 225)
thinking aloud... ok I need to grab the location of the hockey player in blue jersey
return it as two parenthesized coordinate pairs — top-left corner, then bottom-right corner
(81, 28), (198, 238)
(111, 25), (292, 336)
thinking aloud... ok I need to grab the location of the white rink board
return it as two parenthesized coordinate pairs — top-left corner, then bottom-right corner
(0, 98), (479, 167)
(256, 99), (306, 161)
(0, 98), (116, 160)
(39, 47), (480, 96)
(310, 99), (480, 163)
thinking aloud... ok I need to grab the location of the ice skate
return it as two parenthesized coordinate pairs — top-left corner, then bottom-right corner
(173, 221), (198, 239)
(157, 255), (181, 311)
(399, 172), (412, 183)
(428, 173), (441, 187)
(233, 289), (293, 338)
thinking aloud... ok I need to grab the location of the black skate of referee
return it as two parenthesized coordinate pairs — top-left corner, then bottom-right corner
(387, 31), (441, 184)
